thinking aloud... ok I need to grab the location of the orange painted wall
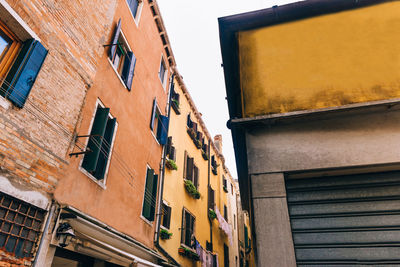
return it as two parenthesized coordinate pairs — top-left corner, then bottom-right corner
(54, 0), (170, 249)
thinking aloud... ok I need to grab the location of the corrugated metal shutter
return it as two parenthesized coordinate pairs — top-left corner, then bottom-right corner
(286, 171), (400, 265)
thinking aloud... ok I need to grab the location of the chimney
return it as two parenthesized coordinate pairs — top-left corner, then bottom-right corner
(214, 135), (222, 153)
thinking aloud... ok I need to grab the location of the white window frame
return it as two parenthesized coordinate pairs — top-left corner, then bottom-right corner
(140, 164), (157, 226)
(125, 0), (143, 27)
(78, 98), (118, 189)
(158, 55), (168, 89)
(150, 103), (162, 145)
(107, 30), (132, 89)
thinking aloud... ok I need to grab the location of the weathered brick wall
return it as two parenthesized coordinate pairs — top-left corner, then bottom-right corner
(0, 0), (117, 265)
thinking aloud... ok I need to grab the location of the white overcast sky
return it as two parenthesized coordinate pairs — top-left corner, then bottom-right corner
(158, 1), (298, 177)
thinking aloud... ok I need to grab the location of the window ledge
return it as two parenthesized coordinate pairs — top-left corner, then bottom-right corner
(78, 166), (107, 190)
(0, 97), (10, 110)
(140, 215), (154, 226)
(107, 58), (128, 90)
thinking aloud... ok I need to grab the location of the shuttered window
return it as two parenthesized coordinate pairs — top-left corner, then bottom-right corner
(244, 226), (249, 249)
(161, 202), (171, 229)
(142, 167), (158, 221)
(81, 105), (117, 181)
(181, 209), (195, 247)
(150, 98), (169, 145)
(158, 57), (167, 85)
(208, 186), (215, 210)
(224, 205), (228, 221)
(183, 151), (199, 189)
(224, 244), (229, 267)
(109, 19), (136, 90)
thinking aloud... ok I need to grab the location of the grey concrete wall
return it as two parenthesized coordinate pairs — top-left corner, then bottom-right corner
(246, 109), (400, 175)
(251, 173), (296, 267)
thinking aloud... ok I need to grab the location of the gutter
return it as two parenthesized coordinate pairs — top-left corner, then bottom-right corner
(154, 73), (180, 267)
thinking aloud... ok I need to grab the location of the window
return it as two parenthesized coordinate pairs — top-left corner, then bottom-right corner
(244, 226), (249, 249)
(166, 136), (176, 161)
(161, 202), (171, 229)
(183, 151), (199, 189)
(0, 191), (45, 259)
(109, 19), (136, 90)
(224, 205), (228, 222)
(171, 88), (180, 114)
(126, 0), (142, 21)
(181, 208), (195, 247)
(223, 176), (228, 193)
(150, 98), (169, 145)
(231, 184), (234, 195)
(211, 155), (218, 175)
(208, 186), (215, 210)
(81, 104), (117, 181)
(158, 56), (167, 86)
(142, 166), (158, 222)
(224, 244), (229, 267)
(0, 19), (47, 108)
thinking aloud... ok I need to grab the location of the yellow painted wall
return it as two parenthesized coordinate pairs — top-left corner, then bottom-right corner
(161, 77), (230, 266)
(238, 2), (400, 117)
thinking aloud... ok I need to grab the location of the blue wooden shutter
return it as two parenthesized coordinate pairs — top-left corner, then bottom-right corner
(92, 117), (116, 180)
(150, 98), (157, 130)
(157, 115), (169, 145)
(82, 107), (110, 172)
(142, 168), (155, 220)
(121, 51), (136, 91)
(109, 19), (121, 60)
(2, 39), (47, 108)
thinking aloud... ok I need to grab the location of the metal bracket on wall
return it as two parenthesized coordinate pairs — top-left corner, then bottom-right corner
(68, 134), (98, 157)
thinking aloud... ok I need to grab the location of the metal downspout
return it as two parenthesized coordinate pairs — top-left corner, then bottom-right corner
(154, 73), (180, 266)
(208, 139), (213, 250)
(33, 201), (55, 267)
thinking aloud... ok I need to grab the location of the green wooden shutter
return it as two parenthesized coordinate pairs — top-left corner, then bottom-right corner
(2, 39), (48, 108)
(92, 117), (116, 180)
(82, 107), (110, 172)
(149, 174), (158, 221)
(183, 151), (187, 179)
(109, 19), (121, 60)
(170, 146), (176, 161)
(150, 98), (157, 130)
(166, 136), (172, 157)
(142, 168), (155, 220)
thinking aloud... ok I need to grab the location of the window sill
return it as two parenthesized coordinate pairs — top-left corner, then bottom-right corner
(78, 166), (107, 190)
(107, 58), (128, 90)
(0, 96), (11, 110)
(140, 215), (154, 226)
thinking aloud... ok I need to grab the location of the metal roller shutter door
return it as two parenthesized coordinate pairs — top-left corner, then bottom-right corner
(286, 171), (400, 266)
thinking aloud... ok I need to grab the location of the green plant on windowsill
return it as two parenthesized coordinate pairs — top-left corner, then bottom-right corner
(184, 179), (200, 199)
(209, 208), (216, 220)
(160, 228), (172, 240)
(223, 186), (228, 193)
(187, 128), (196, 140)
(178, 246), (200, 261)
(171, 99), (181, 114)
(166, 159), (178, 171)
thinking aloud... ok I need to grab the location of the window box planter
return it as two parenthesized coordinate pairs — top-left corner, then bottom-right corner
(178, 246), (200, 261)
(171, 99), (180, 115)
(201, 150), (209, 161)
(209, 209), (216, 220)
(160, 229), (172, 240)
(184, 179), (200, 199)
(166, 159), (178, 171)
(223, 186), (228, 193)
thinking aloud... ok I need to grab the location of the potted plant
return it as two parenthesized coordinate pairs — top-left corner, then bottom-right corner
(223, 186), (228, 193)
(195, 139), (202, 149)
(212, 167), (218, 175)
(209, 209), (216, 220)
(178, 246), (186, 255)
(201, 150), (209, 160)
(184, 179), (200, 199)
(187, 128), (196, 140)
(165, 159), (178, 170)
(160, 228), (172, 240)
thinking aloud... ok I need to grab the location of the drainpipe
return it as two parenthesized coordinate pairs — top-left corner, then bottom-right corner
(33, 201), (55, 267)
(154, 73), (179, 267)
(208, 139), (213, 250)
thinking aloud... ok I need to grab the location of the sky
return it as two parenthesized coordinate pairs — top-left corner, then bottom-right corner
(157, 0), (298, 177)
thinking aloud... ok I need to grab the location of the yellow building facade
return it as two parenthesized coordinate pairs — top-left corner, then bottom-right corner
(159, 74), (238, 266)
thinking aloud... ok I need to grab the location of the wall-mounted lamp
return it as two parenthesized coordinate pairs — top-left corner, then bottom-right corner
(56, 222), (75, 248)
